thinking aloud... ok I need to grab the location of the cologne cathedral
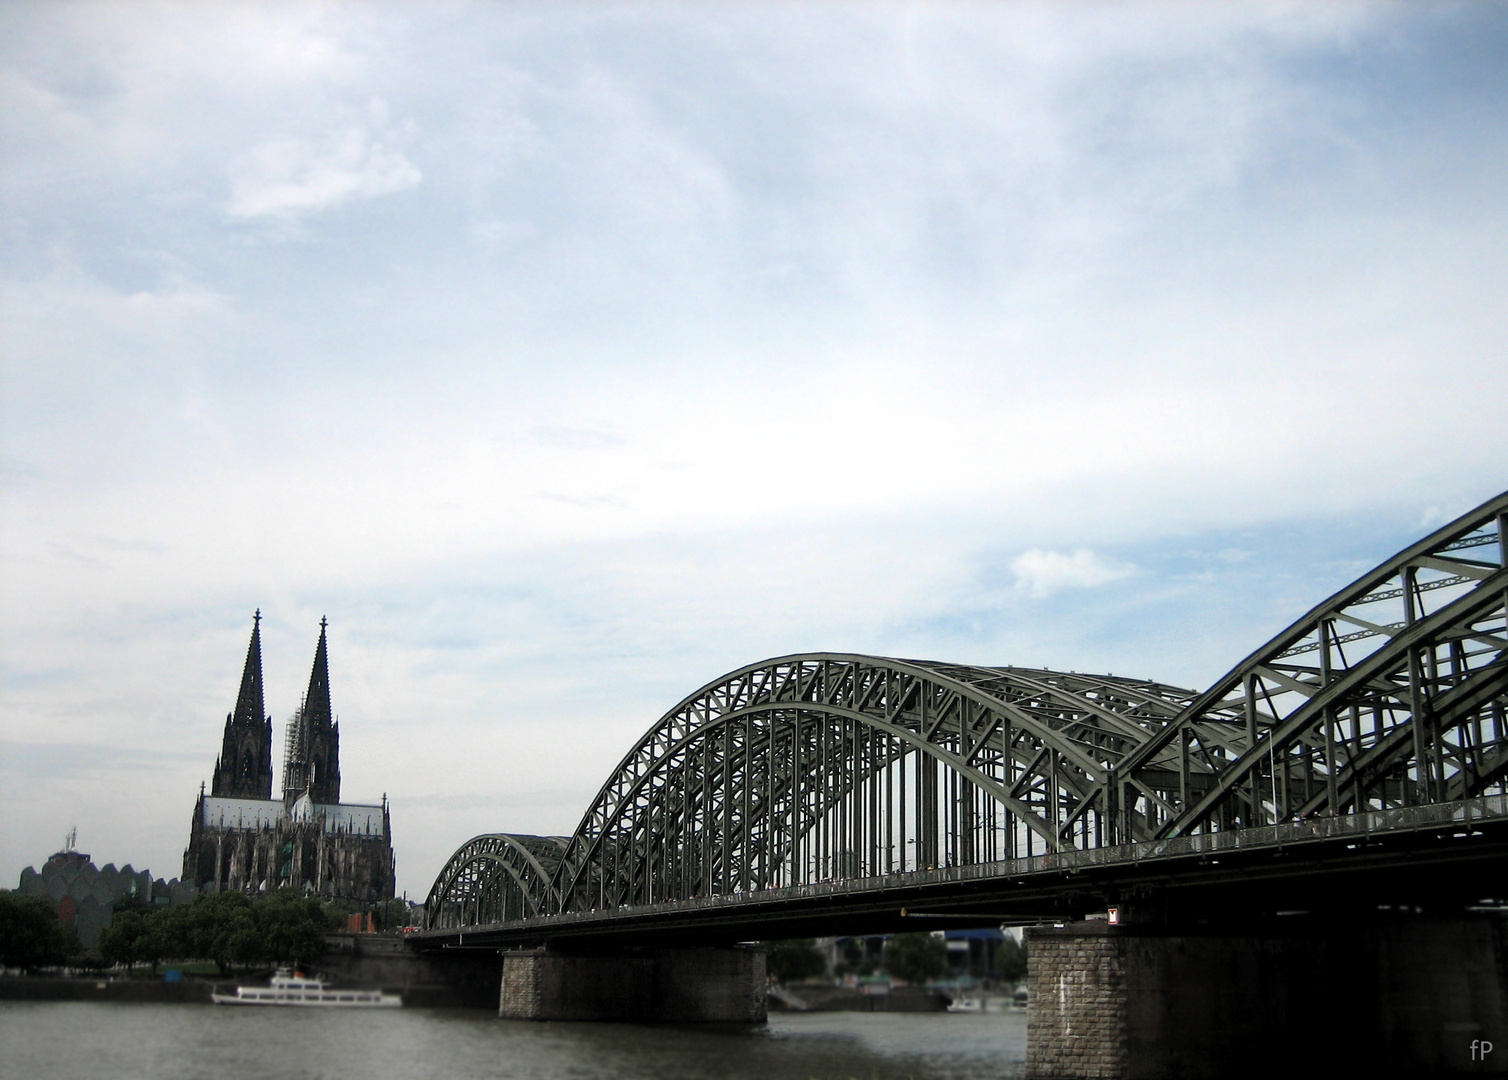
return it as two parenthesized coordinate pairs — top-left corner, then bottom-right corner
(182, 614), (395, 902)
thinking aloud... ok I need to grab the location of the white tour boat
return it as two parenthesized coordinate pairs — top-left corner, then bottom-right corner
(211, 967), (402, 1008)
(946, 993), (1011, 1013)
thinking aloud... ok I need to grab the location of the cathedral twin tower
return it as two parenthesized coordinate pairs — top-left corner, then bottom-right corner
(183, 613), (394, 902)
(211, 611), (340, 805)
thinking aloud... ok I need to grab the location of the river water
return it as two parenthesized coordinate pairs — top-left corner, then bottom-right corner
(2, 1002), (1026, 1080)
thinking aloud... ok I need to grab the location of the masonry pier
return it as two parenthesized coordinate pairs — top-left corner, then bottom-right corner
(321, 933), (501, 1007)
(1025, 914), (1508, 1079)
(497, 946), (766, 1022)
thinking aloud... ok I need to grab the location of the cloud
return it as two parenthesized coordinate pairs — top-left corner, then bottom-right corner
(227, 99), (420, 219)
(1011, 549), (1137, 599)
(530, 426), (628, 451)
(3, 1), (1507, 896)
(0, 741), (200, 780)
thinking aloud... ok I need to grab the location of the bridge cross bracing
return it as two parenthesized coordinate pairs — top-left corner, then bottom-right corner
(422, 491), (1508, 941)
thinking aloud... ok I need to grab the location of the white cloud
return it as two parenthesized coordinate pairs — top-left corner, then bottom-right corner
(227, 99), (420, 219)
(1011, 548), (1137, 599)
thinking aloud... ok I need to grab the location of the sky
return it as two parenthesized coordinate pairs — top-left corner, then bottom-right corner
(2, 1), (1505, 901)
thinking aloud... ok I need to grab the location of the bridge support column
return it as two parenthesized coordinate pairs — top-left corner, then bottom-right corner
(1025, 915), (1508, 1079)
(321, 934), (502, 1007)
(498, 946), (766, 1023)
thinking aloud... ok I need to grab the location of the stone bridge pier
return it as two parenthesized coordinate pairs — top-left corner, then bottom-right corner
(1025, 913), (1508, 1079)
(320, 932), (502, 1007)
(497, 945), (767, 1023)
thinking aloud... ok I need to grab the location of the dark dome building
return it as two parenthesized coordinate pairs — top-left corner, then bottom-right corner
(16, 843), (196, 949)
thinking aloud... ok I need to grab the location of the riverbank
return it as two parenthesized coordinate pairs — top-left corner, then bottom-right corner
(0, 976), (216, 1003)
(0, 976), (481, 1008)
(768, 982), (953, 1012)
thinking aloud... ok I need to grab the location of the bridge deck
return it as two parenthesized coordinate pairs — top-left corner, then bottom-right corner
(411, 794), (1508, 949)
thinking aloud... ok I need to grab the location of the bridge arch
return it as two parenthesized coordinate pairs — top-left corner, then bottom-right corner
(1122, 490), (1508, 838)
(424, 833), (567, 931)
(545, 658), (1218, 914)
(425, 660), (1222, 925)
(424, 490), (1507, 931)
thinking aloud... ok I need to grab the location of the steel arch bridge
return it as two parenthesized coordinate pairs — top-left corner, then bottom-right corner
(424, 491), (1508, 940)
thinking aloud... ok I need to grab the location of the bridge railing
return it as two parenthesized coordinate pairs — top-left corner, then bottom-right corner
(1037, 792), (1508, 870)
(419, 793), (1508, 936)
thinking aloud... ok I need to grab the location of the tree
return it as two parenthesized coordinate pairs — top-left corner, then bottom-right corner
(97, 891), (331, 975)
(322, 898), (361, 931)
(258, 891), (327, 966)
(140, 909), (175, 971)
(997, 935), (1028, 983)
(0, 893), (74, 970)
(98, 909), (149, 971)
(150, 903), (192, 968)
(373, 898), (408, 932)
(180, 891), (259, 974)
(883, 932), (947, 984)
(763, 939), (828, 982)
(97, 891), (330, 974)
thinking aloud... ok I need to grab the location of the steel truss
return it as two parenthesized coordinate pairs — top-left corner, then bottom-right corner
(424, 492), (1508, 932)
(426, 833), (568, 930)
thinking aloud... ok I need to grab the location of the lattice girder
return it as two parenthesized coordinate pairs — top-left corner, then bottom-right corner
(1123, 492), (1508, 838)
(546, 657), (1214, 915)
(424, 833), (567, 930)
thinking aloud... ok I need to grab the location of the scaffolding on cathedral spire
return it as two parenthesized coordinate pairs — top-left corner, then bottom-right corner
(281, 617), (341, 805)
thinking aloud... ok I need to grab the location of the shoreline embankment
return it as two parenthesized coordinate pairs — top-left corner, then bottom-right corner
(0, 976), (482, 1008)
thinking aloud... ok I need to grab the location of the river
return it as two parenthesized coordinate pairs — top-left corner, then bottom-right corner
(2, 1002), (1026, 1080)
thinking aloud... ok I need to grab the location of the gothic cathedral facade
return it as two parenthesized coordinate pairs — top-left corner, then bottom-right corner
(182, 614), (396, 902)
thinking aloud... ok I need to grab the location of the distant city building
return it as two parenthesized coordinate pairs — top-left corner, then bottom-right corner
(182, 614), (396, 902)
(15, 845), (195, 949)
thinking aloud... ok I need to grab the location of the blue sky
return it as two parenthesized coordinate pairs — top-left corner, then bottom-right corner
(2, 2), (1505, 899)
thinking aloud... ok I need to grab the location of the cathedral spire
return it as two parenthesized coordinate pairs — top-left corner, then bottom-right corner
(291, 616), (340, 805)
(211, 611), (274, 799)
(303, 616), (332, 733)
(232, 609), (265, 731)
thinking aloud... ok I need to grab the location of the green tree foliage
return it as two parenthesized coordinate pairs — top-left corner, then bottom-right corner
(883, 932), (948, 984)
(98, 891), (328, 974)
(373, 898), (409, 931)
(98, 910), (149, 971)
(0, 893), (75, 969)
(257, 892), (328, 965)
(181, 891), (259, 973)
(763, 938), (828, 982)
(322, 897), (361, 931)
(997, 935), (1028, 982)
